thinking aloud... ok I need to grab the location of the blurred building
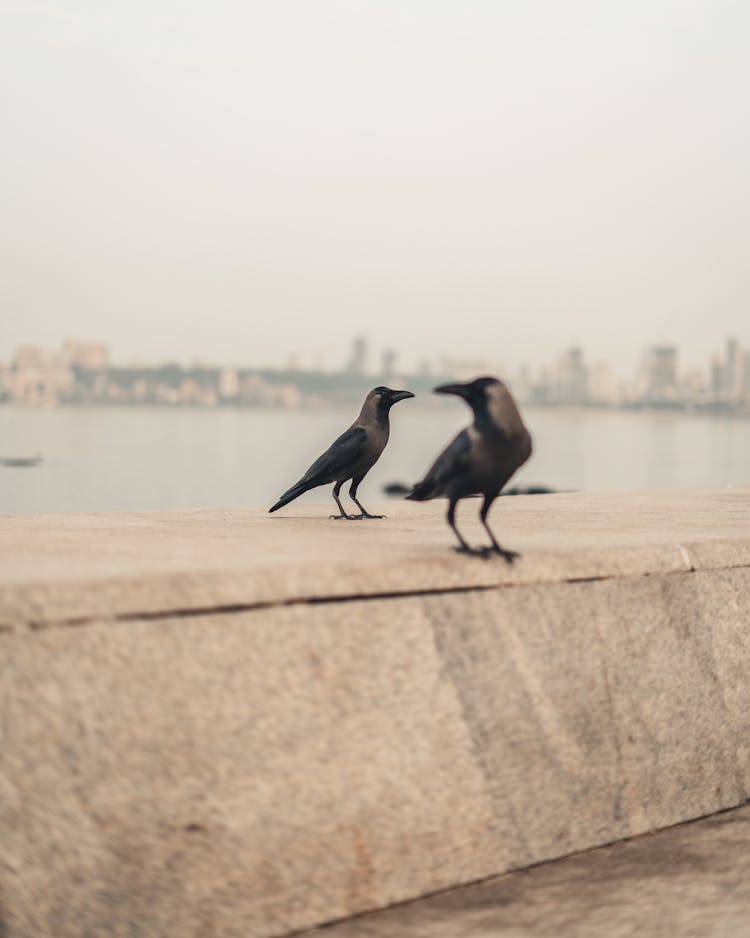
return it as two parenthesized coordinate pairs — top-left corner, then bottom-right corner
(643, 345), (679, 401)
(62, 339), (109, 370)
(710, 355), (725, 398)
(555, 347), (589, 404)
(219, 367), (240, 401)
(346, 336), (368, 375)
(587, 362), (617, 404)
(725, 336), (745, 401)
(380, 348), (397, 382)
(681, 368), (708, 401)
(710, 337), (746, 402)
(6, 344), (73, 405)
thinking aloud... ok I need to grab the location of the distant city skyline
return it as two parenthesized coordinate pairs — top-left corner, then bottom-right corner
(2, 327), (750, 383)
(3, 332), (749, 415)
(1, 318), (748, 382)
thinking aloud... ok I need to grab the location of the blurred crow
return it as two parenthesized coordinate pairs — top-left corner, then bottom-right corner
(269, 387), (414, 518)
(407, 377), (532, 560)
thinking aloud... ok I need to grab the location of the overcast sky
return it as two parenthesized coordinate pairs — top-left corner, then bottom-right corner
(2, 0), (749, 376)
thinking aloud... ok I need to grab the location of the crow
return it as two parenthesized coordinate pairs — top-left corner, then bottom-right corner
(407, 377), (532, 560)
(269, 387), (414, 519)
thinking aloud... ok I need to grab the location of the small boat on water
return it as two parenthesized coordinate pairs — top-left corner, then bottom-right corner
(0, 455), (43, 468)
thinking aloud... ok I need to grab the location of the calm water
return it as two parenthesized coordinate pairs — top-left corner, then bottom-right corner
(0, 404), (748, 514)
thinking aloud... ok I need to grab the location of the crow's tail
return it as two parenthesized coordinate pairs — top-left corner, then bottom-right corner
(269, 480), (311, 513)
(405, 479), (435, 501)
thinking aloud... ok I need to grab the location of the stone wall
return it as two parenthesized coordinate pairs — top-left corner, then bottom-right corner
(1, 490), (749, 937)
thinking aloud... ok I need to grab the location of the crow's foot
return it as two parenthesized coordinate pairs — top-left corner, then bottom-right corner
(479, 545), (520, 564)
(352, 513), (386, 520)
(452, 545), (487, 558)
(329, 513), (356, 520)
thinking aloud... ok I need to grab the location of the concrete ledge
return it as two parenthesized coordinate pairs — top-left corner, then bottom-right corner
(1, 487), (748, 630)
(1, 488), (750, 937)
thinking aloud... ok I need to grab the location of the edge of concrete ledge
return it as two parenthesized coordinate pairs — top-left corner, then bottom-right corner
(296, 801), (750, 938)
(3, 537), (750, 633)
(1, 489), (749, 631)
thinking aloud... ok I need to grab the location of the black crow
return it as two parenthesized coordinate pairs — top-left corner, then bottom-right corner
(269, 387), (414, 519)
(407, 377), (532, 560)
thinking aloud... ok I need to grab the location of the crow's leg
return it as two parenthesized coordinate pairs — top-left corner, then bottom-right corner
(329, 480), (356, 520)
(349, 477), (385, 519)
(447, 497), (479, 554)
(479, 495), (519, 564)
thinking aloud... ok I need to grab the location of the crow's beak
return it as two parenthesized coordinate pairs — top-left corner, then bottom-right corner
(389, 390), (415, 404)
(434, 382), (469, 399)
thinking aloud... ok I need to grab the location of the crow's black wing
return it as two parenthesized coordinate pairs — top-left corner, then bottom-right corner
(300, 426), (368, 485)
(407, 428), (471, 500)
(269, 425), (370, 513)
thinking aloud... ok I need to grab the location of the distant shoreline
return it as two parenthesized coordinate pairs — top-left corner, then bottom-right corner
(1, 399), (749, 420)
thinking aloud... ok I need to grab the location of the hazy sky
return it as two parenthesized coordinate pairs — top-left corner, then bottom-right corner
(2, 0), (749, 376)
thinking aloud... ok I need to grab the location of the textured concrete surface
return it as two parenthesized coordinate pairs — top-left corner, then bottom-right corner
(1, 489), (750, 937)
(1, 486), (748, 630)
(313, 803), (750, 938)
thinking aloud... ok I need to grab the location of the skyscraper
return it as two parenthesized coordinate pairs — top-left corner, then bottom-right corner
(645, 345), (679, 400)
(346, 336), (368, 375)
(380, 348), (397, 381)
(725, 337), (744, 401)
(556, 347), (588, 404)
